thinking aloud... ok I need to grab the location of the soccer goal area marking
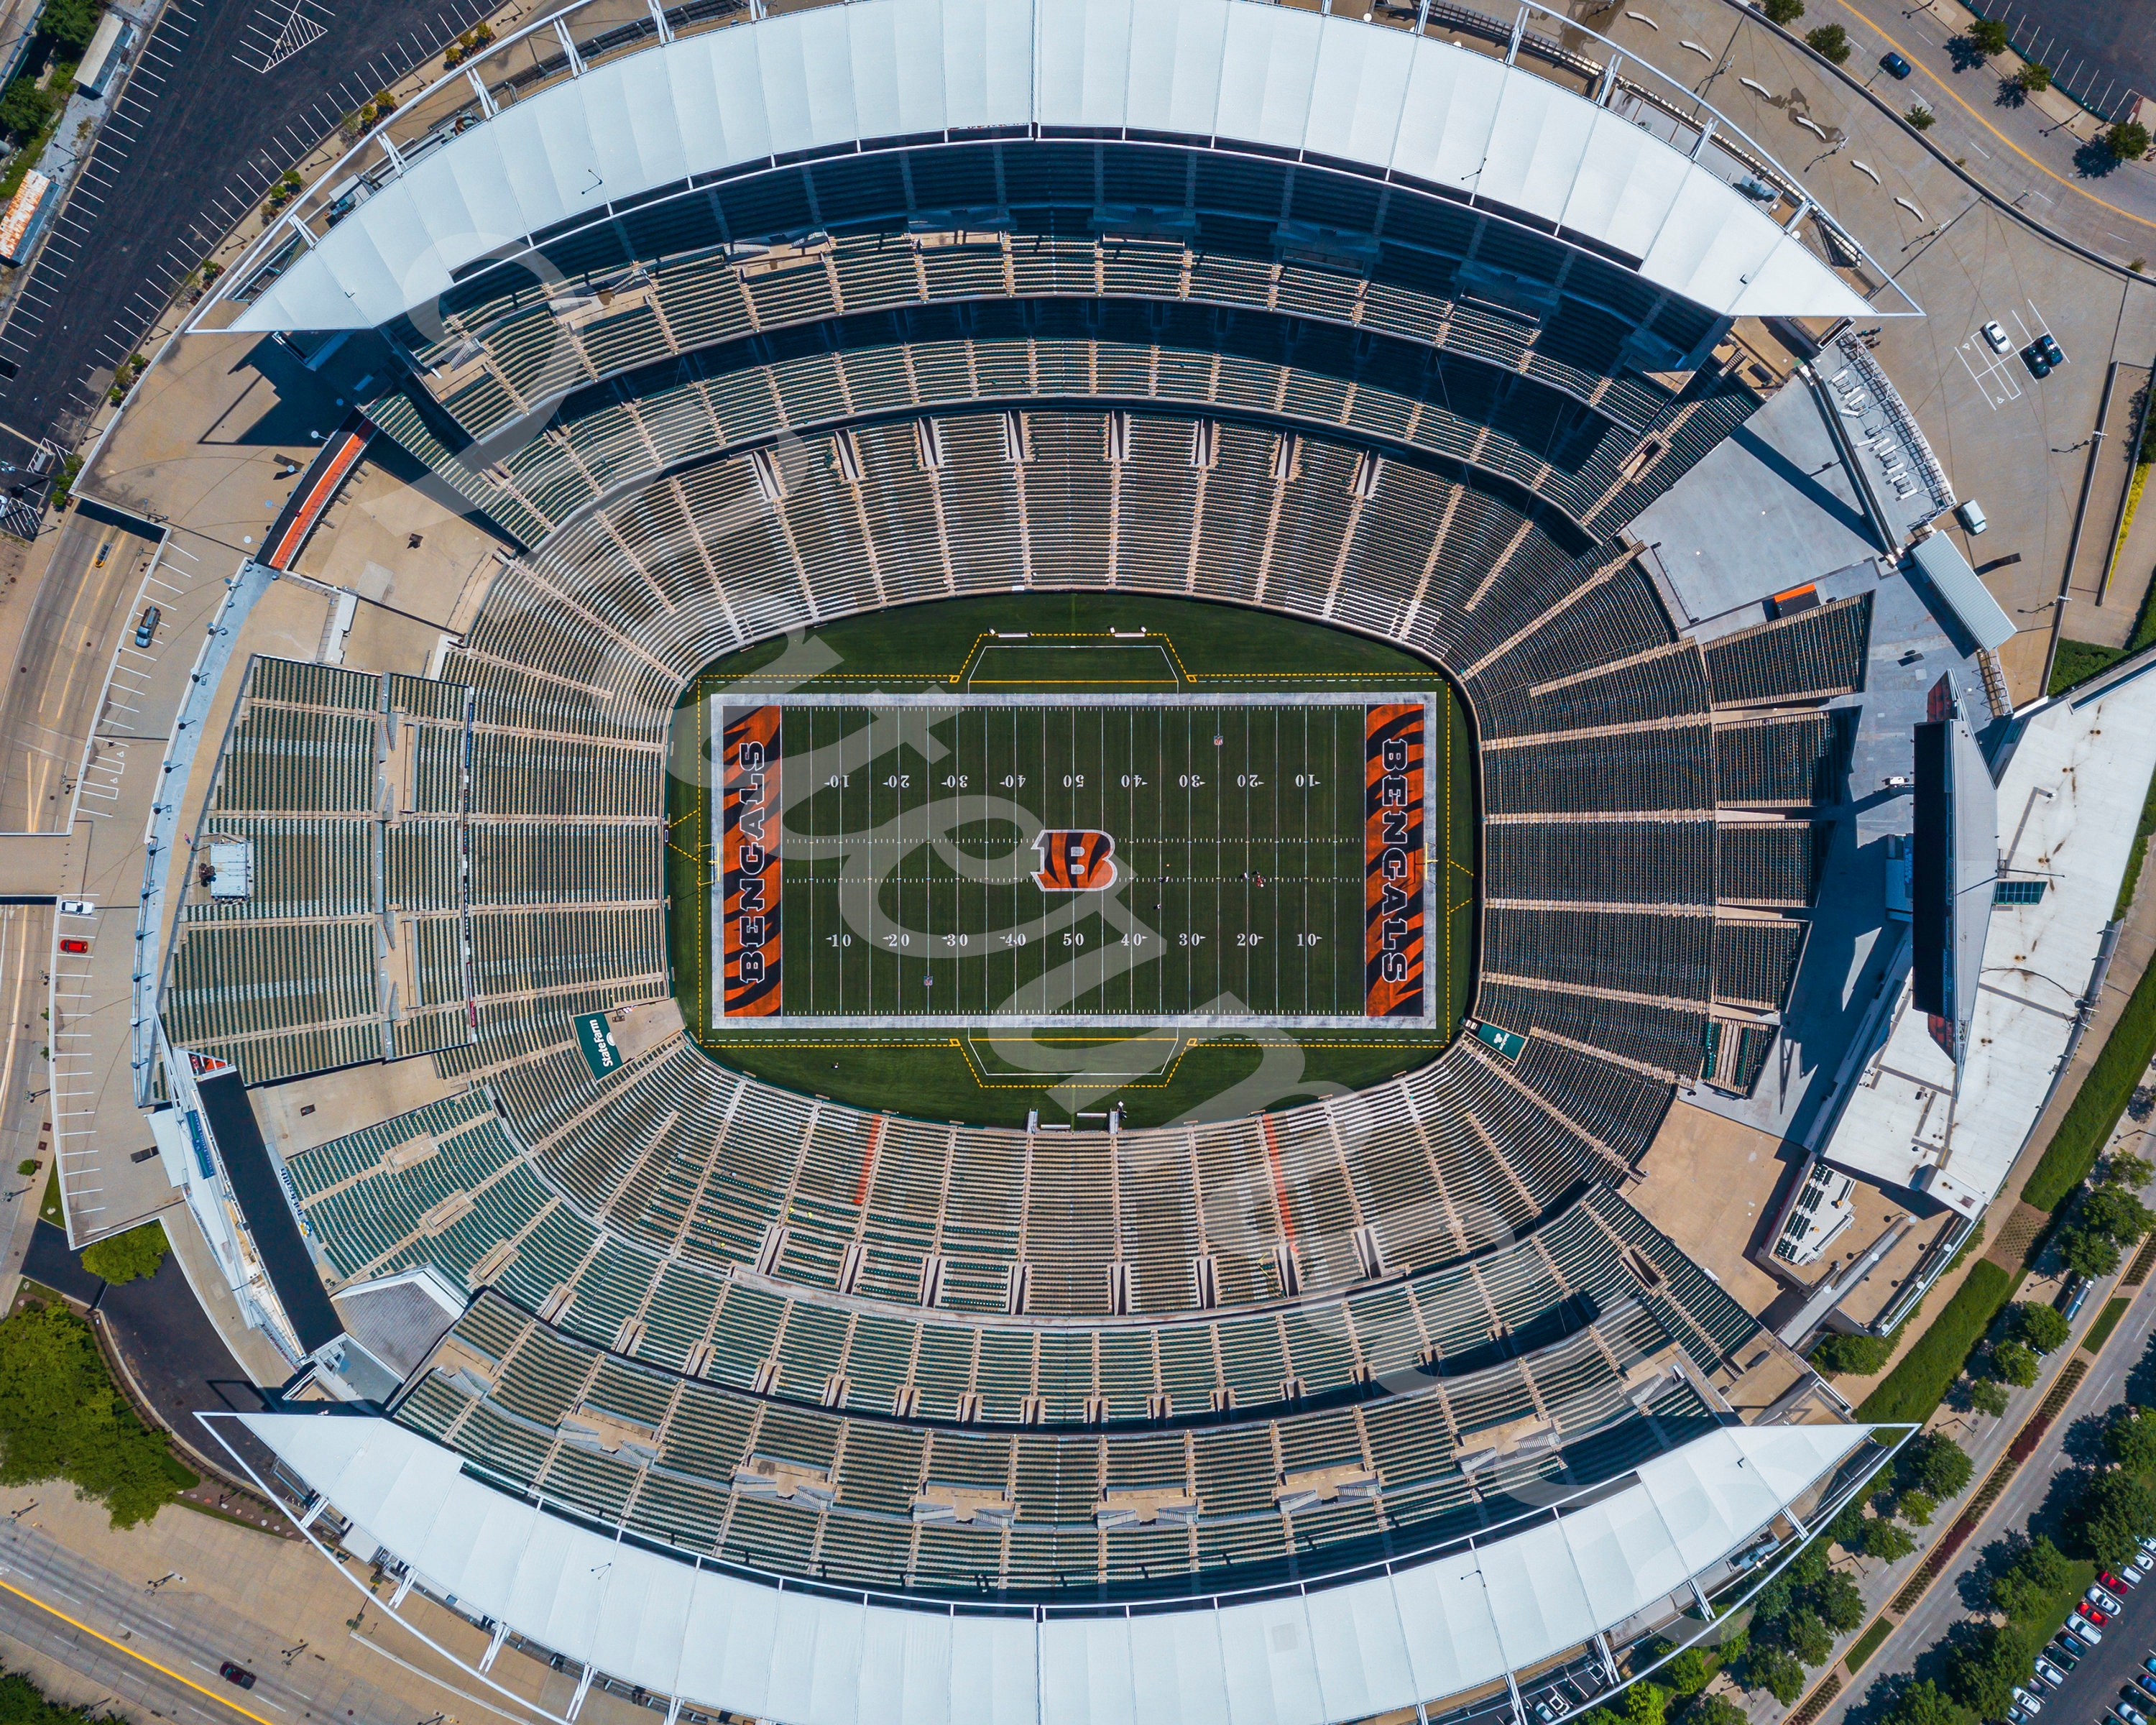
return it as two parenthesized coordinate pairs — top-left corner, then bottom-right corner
(710, 691), (1441, 1030)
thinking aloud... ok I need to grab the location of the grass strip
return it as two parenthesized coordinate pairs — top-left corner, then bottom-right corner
(1856, 1260), (2019, 1425)
(2083, 1296), (2131, 1353)
(2113, 755), (2156, 922)
(2021, 947), (2156, 1210)
(1887, 1358), (2088, 1616)
(1843, 1617), (1894, 1675)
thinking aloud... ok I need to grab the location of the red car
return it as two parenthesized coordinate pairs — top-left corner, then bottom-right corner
(2103, 1570), (2137, 1593)
(58, 937), (88, 954)
(2081, 1604), (2113, 1628)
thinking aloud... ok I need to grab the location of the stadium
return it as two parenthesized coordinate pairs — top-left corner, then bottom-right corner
(22, 0), (2156, 1722)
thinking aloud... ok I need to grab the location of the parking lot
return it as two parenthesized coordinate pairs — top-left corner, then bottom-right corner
(2027, 1552), (2156, 1725)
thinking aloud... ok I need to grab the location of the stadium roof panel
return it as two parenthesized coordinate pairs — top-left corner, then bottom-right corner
(229, 0), (1872, 334)
(236, 1409), (1873, 1725)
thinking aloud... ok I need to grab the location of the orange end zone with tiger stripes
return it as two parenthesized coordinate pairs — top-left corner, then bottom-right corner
(1364, 702), (1426, 1019)
(721, 705), (782, 1016)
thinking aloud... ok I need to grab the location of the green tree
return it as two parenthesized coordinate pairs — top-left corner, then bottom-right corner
(1965, 17), (2010, 55)
(1814, 1570), (1866, 1634)
(1899, 1489), (1938, 1526)
(2108, 1153), (2155, 1190)
(1664, 1649), (1713, 1696)
(2015, 60), (2053, 91)
(37, 0), (99, 50)
(79, 1220), (166, 1286)
(1887, 1678), (1966, 1725)
(1991, 1535), (2073, 1619)
(1674, 1698), (1744, 1725)
(1618, 1682), (1669, 1725)
(1805, 22), (1851, 61)
(1902, 1432), (1974, 1500)
(2060, 1224), (2123, 1279)
(1991, 1340), (2040, 1387)
(0, 1665), (122, 1725)
(2108, 1406), (2156, 1473)
(1812, 1332), (1892, 1376)
(1971, 1377), (2010, 1417)
(2012, 1302), (2071, 1353)
(1743, 1644), (1807, 1706)
(2083, 1182), (2155, 1245)
(1763, 0), (1804, 21)
(1775, 1610), (1836, 1668)
(2109, 121), (2152, 163)
(2081, 1471), (2156, 1568)
(0, 80), (55, 142)
(0, 1303), (195, 1527)
(1945, 1621), (2030, 1716)
(1864, 1517), (1917, 1562)
(1907, 105), (1937, 129)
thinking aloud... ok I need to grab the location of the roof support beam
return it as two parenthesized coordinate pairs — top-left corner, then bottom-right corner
(554, 17), (586, 74)
(465, 67), (497, 117)
(646, 0), (673, 42)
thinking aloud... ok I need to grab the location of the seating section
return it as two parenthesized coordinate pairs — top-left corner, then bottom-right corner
(1715, 713), (1848, 807)
(161, 657), (664, 1082)
(385, 1260), (1731, 1599)
(389, 143), (1718, 450)
(1718, 824), (1830, 908)
(1712, 919), (1808, 1011)
(1703, 596), (1872, 707)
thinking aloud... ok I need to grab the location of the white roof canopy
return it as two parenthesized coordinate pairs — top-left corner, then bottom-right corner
(240, 1409), (1869, 1725)
(231, 0), (1871, 334)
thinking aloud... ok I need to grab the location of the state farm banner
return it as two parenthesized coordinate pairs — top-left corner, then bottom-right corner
(1364, 703), (1426, 1019)
(721, 706), (781, 1017)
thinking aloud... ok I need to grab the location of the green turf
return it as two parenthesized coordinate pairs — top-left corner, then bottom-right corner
(1842, 1617), (1893, 1675)
(2022, 947), (2156, 1211)
(770, 700), (1382, 1019)
(2081, 1295), (2130, 1353)
(667, 595), (1478, 1126)
(1855, 1260), (2020, 1425)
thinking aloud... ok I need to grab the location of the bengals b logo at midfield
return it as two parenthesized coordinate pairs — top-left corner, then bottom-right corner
(1033, 829), (1118, 892)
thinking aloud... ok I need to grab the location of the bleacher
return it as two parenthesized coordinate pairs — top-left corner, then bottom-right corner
(1704, 596), (1873, 707)
(384, 1257), (1735, 1598)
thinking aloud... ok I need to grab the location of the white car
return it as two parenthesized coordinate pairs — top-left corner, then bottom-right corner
(2115, 1704), (2147, 1725)
(2033, 1658), (2067, 1689)
(2091, 1585), (2125, 1613)
(2012, 1688), (2042, 1714)
(56, 898), (95, 917)
(1981, 320), (2012, 354)
(2070, 1614), (2104, 1644)
(2127, 1563), (2149, 1587)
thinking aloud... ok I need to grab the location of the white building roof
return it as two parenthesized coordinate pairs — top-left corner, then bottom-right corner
(239, 1409), (1869, 1725)
(1823, 659), (2156, 1214)
(231, 0), (1871, 334)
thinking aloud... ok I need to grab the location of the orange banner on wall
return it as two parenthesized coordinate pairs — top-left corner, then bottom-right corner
(721, 706), (781, 1017)
(1365, 703), (1426, 1019)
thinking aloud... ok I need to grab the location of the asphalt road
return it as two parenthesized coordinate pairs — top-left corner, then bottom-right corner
(0, 0), (498, 456)
(0, 1514), (439, 1725)
(1825, 1273), (2156, 1725)
(0, 503), (157, 832)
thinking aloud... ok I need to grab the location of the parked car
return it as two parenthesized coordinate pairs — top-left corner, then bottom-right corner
(1957, 497), (1989, 534)
(2123, 1561), (2147, 1586)
(2033, 1657), (2067, 1688)
(132, 604), (160, 650)
(2050, 1634), (2086, 1666)
(57, 937), (87, 955)
(2009, 1707), (2035, 1725)
(2082, 1604), (2113, 1627)
(2023, 344), (2053, 380)
(2091, 1585), (2124, 1613)
(1981, 320), (2011, 354)
(2011, 1688), (2043, 1714)
(1881, 50), (1912, 76)
(2065, 1616), (2101, 1646)
(2134, 1675), (2156, 1704)
(2114, 1703), (2148, 1725)
(2101, 1570), (2136, 1593)
(218, 1664), (255, 1690)
(2036, 333), (2064, 367)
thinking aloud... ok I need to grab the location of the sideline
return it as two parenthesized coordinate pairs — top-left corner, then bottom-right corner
(0, 1570), (282, 1725)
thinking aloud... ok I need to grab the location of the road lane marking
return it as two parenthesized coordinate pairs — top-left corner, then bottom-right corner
(0, 1573), (282, 1725)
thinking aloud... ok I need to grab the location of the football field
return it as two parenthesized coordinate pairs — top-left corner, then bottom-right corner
(711, 696), (1440, 1026)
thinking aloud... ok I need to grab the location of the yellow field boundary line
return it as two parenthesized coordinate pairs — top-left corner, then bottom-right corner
(0, 1571), (284, 1725)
